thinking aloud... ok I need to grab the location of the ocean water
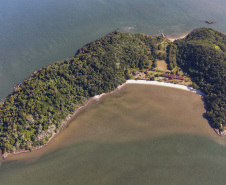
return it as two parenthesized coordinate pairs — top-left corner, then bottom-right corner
(1, 1), (226, 184)
(0, 0), (226, 99)
(1, 85), (226, 184)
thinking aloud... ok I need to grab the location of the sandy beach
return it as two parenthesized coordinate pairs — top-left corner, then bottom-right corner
(125, 80), (205, 96)
(166, 33), (188, 42)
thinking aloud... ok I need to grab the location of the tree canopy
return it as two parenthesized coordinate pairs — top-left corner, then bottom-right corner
(0, 30), (167, 153)
(0, 28), (225, 154)
(175, 28), (226, 130)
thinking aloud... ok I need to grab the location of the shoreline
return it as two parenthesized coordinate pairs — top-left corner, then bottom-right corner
(125, 80), (205, 96)
(1, 82), (126, 160)
(167, 33), (188, 42)
(2, 80), (223, 160)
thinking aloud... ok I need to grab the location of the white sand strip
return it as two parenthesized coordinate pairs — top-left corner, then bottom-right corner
(167, 33), (188, 42)
(125, 80), (205, 96)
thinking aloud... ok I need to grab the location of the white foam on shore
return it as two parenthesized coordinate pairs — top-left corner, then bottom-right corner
(125, 80), (205, 96)
(93, 93), (106, 101)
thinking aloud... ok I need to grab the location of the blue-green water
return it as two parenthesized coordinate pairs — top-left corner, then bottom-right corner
(0, 0), (226, 99)
(1, 136), (226, 185)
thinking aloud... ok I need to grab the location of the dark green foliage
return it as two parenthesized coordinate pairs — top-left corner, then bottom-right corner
(167, 43), (177, 70)
(152, 59), (158, 68)
(0, 30), (166, 153)
(1, 28), (225, 154)
(175, 28), (226, 129)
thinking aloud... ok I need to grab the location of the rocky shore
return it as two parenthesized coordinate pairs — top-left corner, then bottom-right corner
(214, 129), (226, 137)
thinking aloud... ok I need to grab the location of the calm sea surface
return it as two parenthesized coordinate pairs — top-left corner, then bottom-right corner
(1, 85), (226, 184)
(1, 0), (226, 184)
(0, 0), (226, 99)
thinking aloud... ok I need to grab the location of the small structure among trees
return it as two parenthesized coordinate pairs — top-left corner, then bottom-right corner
(162, 73), (184, 80)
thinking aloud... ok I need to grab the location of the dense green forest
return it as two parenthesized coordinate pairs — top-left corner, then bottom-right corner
(0, 28), (225, 155)
(0, 30), (168, 153)
(175, 28), (226, 130)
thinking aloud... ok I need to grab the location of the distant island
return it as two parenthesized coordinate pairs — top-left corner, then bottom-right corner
(201, 20), (216, 24)
(0, 28), (225, 158)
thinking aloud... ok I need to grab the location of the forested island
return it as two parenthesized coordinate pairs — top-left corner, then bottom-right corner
(0, 28), (225, 156)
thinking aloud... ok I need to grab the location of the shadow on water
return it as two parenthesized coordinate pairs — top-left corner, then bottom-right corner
(185, 87), (215, 134)
(183, 86), (215, 134)
(200, 96), (218, 134)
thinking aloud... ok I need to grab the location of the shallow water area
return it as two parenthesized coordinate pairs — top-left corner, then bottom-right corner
(1, 84), (226, 184)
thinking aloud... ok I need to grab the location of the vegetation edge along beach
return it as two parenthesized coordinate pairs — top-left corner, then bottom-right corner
(0, 80), (204, 159)
(0, 27), (225, 159)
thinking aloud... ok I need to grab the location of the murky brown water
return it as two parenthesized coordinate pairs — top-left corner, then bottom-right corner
(1, 85), (226, 185)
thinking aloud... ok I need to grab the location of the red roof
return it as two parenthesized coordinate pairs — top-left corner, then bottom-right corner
(163, 74), (184, 80)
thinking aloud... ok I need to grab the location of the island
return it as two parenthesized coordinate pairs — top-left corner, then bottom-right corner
(201, 20), (216, 24)
(205, 21), (216, 24)
(0, 28), (225, 158)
